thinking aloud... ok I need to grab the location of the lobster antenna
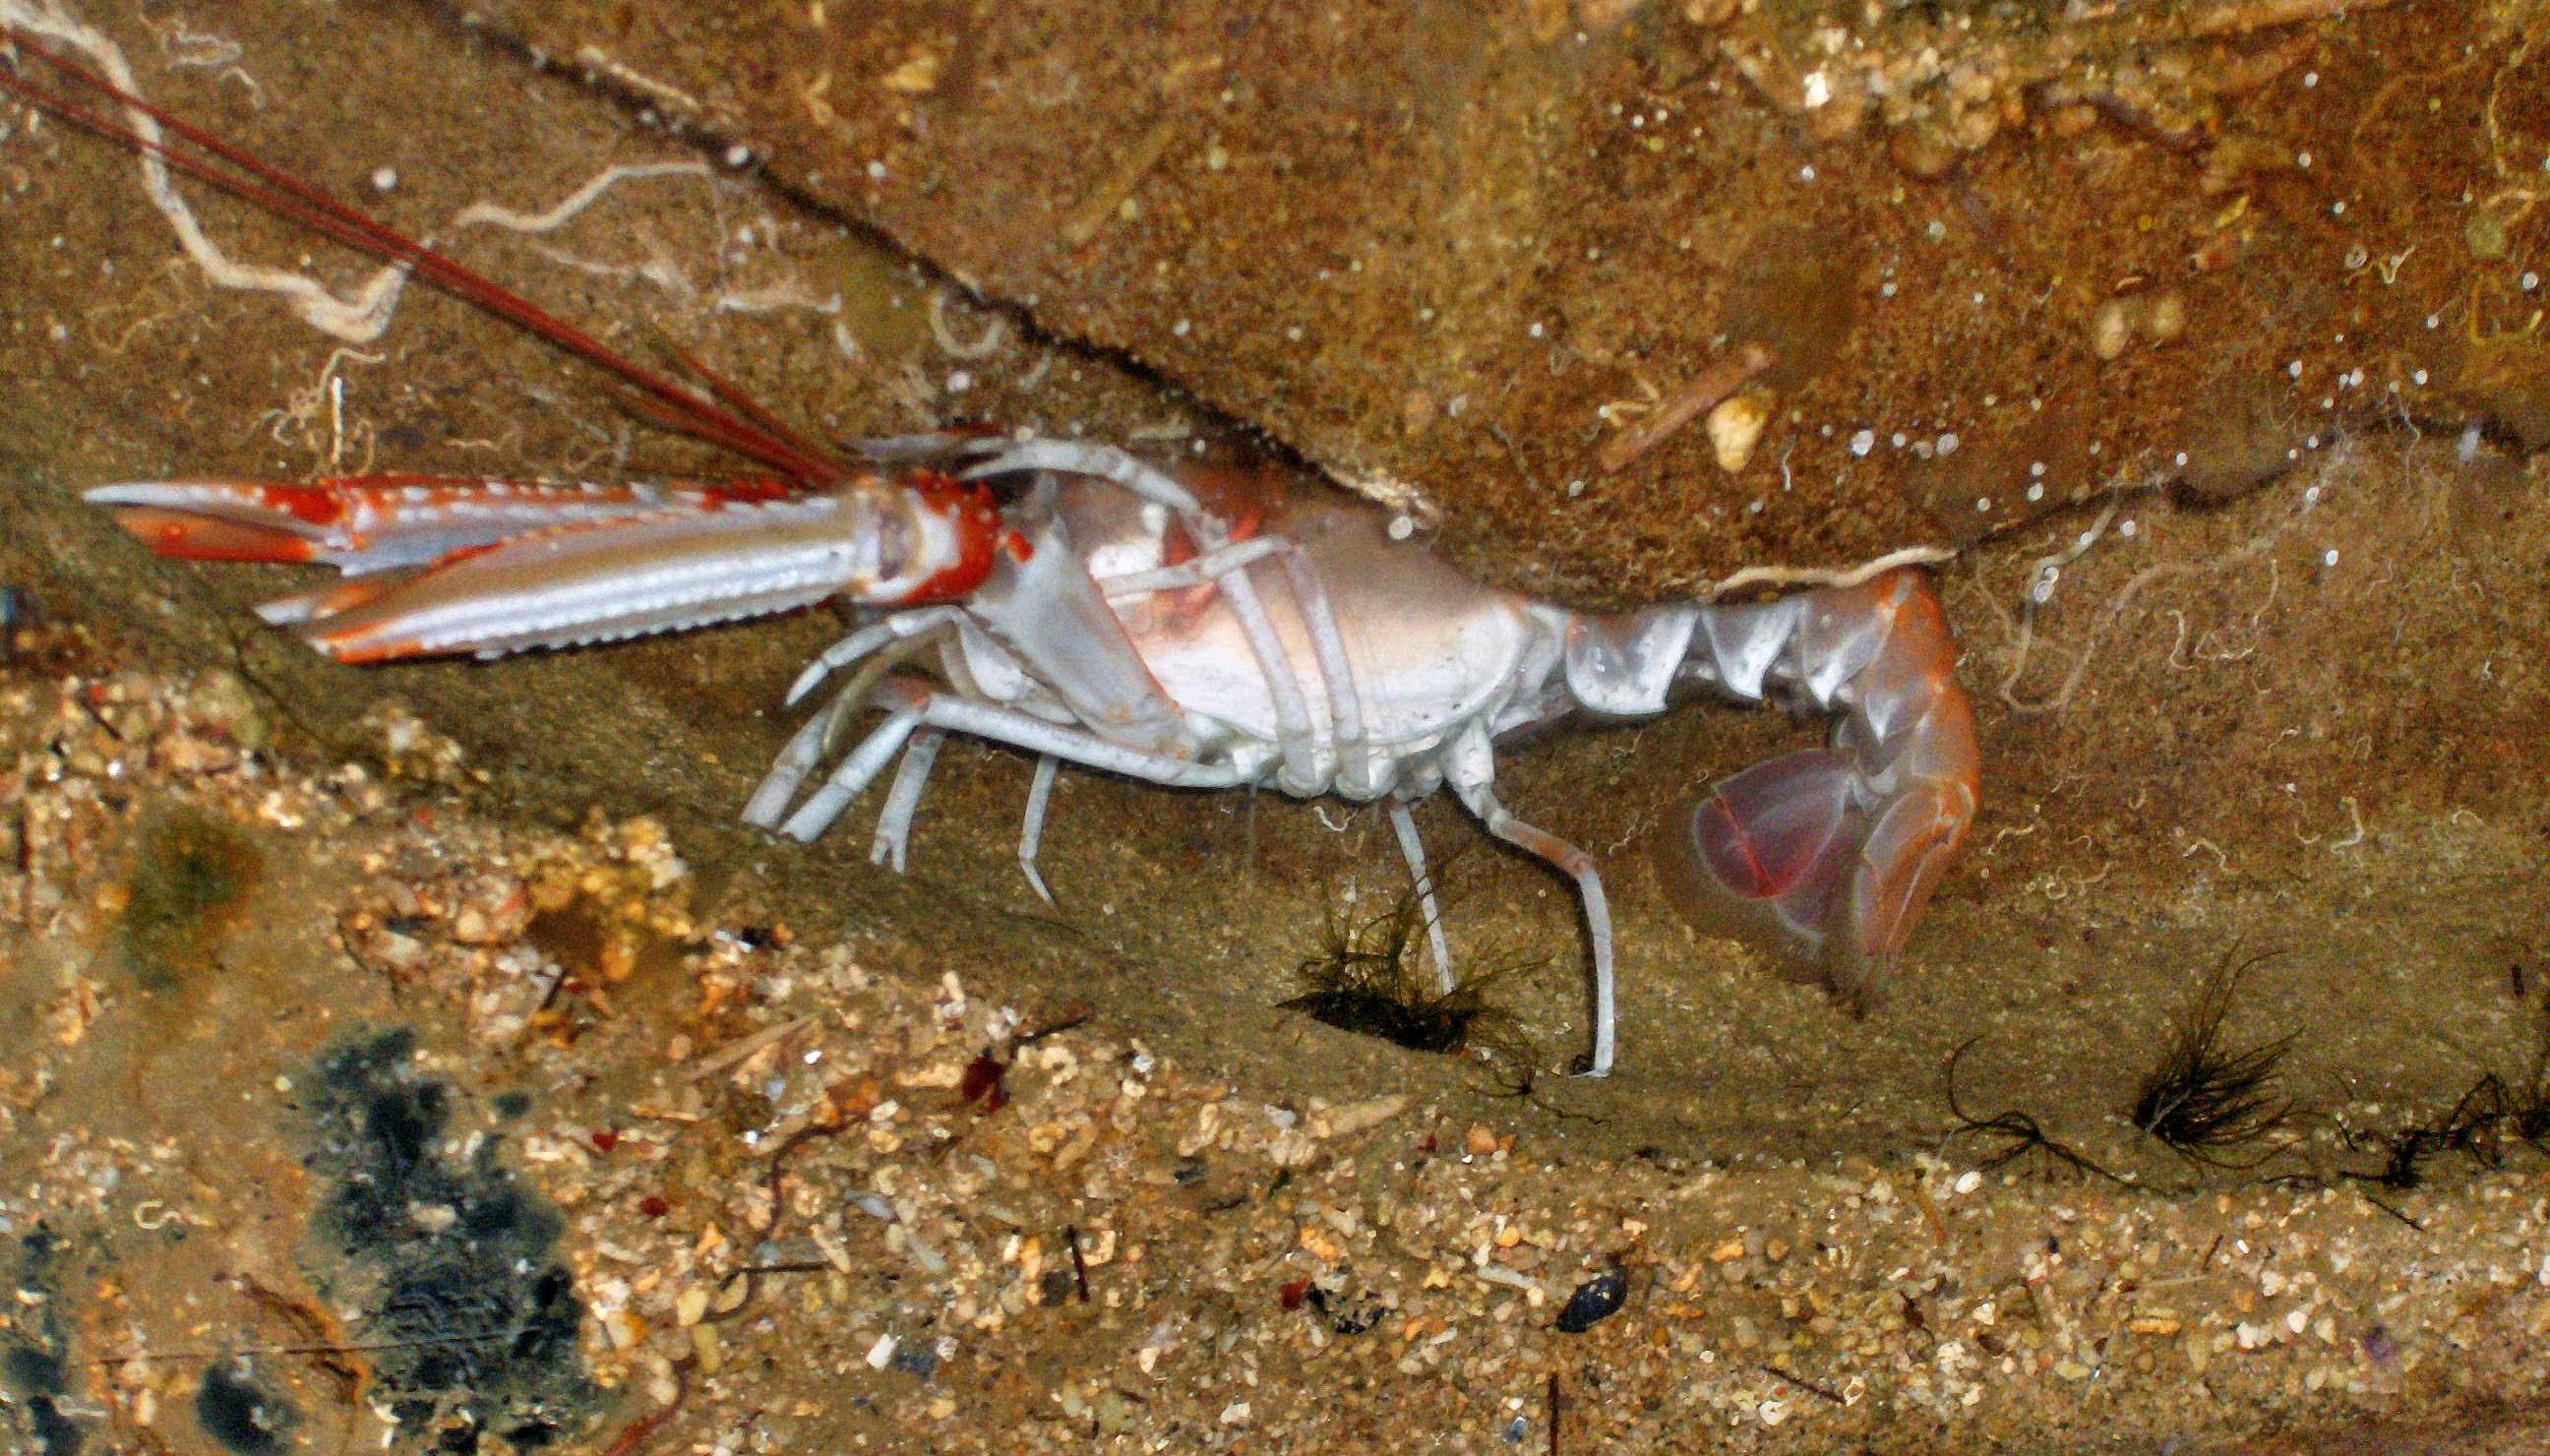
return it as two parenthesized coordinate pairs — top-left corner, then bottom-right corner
(0, 43), (850, 487)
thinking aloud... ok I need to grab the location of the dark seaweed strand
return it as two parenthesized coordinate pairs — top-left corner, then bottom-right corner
(2130, 948), (2294, 1167)
(1940, 1036), (2125, 1183)
(2344, 1074), (2517, 1192)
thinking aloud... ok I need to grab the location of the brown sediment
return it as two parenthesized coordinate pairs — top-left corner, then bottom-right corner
(2, 0), (2548, 1450)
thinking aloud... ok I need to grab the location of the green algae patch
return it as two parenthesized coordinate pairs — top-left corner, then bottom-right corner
(116, 803), (265, 990)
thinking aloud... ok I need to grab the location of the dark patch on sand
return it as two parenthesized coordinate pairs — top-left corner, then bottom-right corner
(3, 1229), (84, 1456)
(194, 1361), (297, 1454)
(304, 1030), (593, 1452)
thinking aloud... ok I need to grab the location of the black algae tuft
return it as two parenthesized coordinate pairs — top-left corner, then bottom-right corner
(195, 1362), (295, 1454)
(2130, 950), (2292, 1167)
(305, 1030), (594, 1452)
(3, 1230), (84, 1456)
(1282, 875), (1538, 1090)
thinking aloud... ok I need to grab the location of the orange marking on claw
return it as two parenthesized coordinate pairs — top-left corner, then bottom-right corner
(106, 506), (318, 563)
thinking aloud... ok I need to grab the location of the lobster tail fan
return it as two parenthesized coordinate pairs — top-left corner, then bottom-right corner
(1658, 748), (1863, 983)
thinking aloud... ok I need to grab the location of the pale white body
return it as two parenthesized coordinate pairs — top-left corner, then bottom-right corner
(91, 438), (1979, 1078)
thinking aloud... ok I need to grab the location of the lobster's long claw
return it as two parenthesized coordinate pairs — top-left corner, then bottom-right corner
(1659, 569), (1979, 1006)
(85, 476), (798, 575)
(80, 474), (948, 663)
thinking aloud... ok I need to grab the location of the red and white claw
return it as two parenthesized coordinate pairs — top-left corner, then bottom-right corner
(86, 471), (1001, 663)
(85, 475), (796, 574)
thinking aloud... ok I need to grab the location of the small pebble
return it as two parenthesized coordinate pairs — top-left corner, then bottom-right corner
(1706, 393), (1769, 474)
(1553, 1268), (1627, 1333)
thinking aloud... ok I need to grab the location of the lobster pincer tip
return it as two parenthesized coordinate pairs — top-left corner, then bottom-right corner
(85, 482), (331, 564)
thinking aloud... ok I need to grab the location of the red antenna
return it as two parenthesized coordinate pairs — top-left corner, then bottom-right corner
(0, 42), (851, 487)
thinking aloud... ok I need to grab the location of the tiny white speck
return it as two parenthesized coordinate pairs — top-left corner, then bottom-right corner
(2332, 199), (2346, 215)
(1387, 515), (1415, 540)
(1880, 281), (1898, 298)
(866, 159), (887, 180)
(2173, 452), (2188, 466)
(2029, 460), (2046, 477)
(1799, 164), (1816, 181)
(1566, 479), (1585, 498)
(2322, 549), (2338, 568)
(1285, 326), (1305, 341)
(1174, 319), (1191, 336)
(1936, 433), (1959, 455)
(2412, 369), (2429, 385)
(723, 144), (753, 168)
(1890, 431), (1908, 450)
(2288, 359), (2304, 378)
(1974, 496), (1991, 513)
(2523, 272), (2540, 291)
(1926, 219), (1947, 241)
(2119, 518), (2138, 538)
(2304, 71), (2319, 87)
(2304, 485), (2322, 505)
(2296, 151), (2312, 168)
(370, 166), (398, 192)
(1850, 429), (1875, 456)
(2026, 483), (2044, 502)
(1972, 291), (1985, 305)
(946, 370), (973, 394)
(2426, 314), (2441, 329)
(2306, 434), (2320, 449)
(1529, 322), (1546, 338)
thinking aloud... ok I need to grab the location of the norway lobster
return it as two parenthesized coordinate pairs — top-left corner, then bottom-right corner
(6, 30), (1979, 1076)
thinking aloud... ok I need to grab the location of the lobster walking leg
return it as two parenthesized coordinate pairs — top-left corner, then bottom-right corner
(968, 441), (1377, 797)
(1386, 800), (1455, 993)
(1018, 755), (1061, 907)
(780, 693), (930, 841)
(871, 728), (944, 872)
(749, 679), (1255, 844)
(1447, 723), (1617, 1077)
(786, 607), (964, 706)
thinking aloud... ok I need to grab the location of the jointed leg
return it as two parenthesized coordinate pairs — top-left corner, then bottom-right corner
(1386, 800), (1454, 994)
(1282, 553), (1372, 790)
(786, 605), (961, 706)
(1445, 725), (1615, 1077)
(870, 728), (944, 872)
(967, 439), (1326, 793)
(744, 687), (868, 828)
(749, 675), (1251, 846)
(1018, 754), (1061, 907)
(779, 694), (930, 841)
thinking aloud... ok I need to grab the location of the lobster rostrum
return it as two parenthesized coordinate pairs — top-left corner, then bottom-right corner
(8, 33), (1980, 1076)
